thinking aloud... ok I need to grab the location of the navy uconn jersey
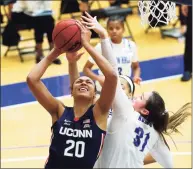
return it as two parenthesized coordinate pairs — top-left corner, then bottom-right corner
(45, 105), (106, 169)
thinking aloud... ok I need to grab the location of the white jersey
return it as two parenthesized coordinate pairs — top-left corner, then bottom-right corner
(12, 1), (52, 16)
(95, 85), (173, 168)
(94, 38), (173, 168)
(89, 38), (138, 76)
(89, 38), (138, 92)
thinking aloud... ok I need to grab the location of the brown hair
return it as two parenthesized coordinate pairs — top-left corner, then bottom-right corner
(144, 91), (191, 148)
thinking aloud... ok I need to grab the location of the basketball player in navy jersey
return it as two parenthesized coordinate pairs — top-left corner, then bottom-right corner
(27, 21), (118, 169)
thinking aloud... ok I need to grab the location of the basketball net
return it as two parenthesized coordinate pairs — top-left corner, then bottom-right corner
(138, 0), (177, 27)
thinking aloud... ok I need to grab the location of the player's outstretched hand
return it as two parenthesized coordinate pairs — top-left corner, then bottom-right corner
(75, 20), (91, 46)
(66, 52), (84, 63)
(81, 11), (108, 39)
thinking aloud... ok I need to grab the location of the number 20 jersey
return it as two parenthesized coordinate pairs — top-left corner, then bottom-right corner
(45, 105), (106, 169)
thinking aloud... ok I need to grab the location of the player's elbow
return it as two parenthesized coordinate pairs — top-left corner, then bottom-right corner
(26, 74), (39, 86)
(163, 160), (173, 168)
(165, 155), (173, 168)
(26, 75), (32, 84)
(26, 76), (34, 88)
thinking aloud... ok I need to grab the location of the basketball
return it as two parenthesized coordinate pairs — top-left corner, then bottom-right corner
(52, 19), (82, 53)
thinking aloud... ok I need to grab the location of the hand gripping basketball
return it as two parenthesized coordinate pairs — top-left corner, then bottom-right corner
(52, 19), (82, 52)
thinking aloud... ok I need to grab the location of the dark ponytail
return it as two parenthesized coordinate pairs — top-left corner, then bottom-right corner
(145, 91), (168, 133)
(144, 91), (191, 148)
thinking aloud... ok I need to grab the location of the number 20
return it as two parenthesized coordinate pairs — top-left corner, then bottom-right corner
(133, 127), (150, 152)
(64, 140), (85, 158)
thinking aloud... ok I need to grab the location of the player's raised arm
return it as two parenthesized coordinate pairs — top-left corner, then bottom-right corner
(81, 12), (134, 117)
(76, 20), (118, 128)
(26, 48), (64, 121)
(83, 59), (103, 83)
(66, 52), (84, 88)
(149, 137), (173, 168)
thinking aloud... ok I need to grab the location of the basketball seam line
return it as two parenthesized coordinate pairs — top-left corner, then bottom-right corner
(58, 29), (79, 50)
(74, 42), (82, 51)
(53, 23), (76, 41)
(68, 38), (82, 52)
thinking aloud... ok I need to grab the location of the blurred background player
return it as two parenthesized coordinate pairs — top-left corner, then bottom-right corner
(83, 15), (141, 93)
(119, 75), (135, 99)
(181, 5), (192, 81)
(8, 0), (61, 64)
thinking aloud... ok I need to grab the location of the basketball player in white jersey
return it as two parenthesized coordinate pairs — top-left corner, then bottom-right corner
(83, 15), (141, 93)
(81, 12), (191, 168)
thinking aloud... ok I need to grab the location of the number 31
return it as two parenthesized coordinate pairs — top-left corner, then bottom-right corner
(133, 127), (150, 152)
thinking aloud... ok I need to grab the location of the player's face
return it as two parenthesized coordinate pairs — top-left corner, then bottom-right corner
(132, 92), (152, 113)
(107, 21), (124, 43)
(120, 78), (132, 99)
(72, 76), (95, 100)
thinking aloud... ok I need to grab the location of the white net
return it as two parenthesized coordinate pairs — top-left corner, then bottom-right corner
(138, 0), (177, 27)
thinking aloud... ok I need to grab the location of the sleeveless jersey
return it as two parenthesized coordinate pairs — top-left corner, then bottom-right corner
(45, 105), (106, 169)
(94, 90), (172, 168)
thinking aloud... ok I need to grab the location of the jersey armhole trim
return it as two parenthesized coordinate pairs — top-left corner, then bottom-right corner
(92, 105), (106, 134)
(51, 105), (70, 130)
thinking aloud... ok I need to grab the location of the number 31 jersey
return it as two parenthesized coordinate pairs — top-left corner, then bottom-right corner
(45, 105), (106, 169)
(94, 106), (169, 168)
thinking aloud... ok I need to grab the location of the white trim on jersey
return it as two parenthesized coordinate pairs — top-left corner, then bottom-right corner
(97, 133), (105, 159)
(45, 128), (54, 167)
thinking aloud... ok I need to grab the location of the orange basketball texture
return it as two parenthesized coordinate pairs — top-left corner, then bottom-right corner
(52, 19), (82, 52)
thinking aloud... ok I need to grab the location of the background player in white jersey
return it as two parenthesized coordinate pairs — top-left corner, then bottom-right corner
(83, 15), (141, 93)
(107, 75), (135, 125)
(81, 12), (191, 168)
(119, 75), (135, 99)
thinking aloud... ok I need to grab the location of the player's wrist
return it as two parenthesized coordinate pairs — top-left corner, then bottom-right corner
(99, 31), (108, 39)
(68, 60), (77, 64)
(97, 28), (108, 39)
(46, 48), (61, 62)
(82, 40), (90, 47)
(101, 37), (110, 43)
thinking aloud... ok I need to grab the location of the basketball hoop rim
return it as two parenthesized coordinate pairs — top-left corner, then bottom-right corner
(137, 0), (192, 6)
